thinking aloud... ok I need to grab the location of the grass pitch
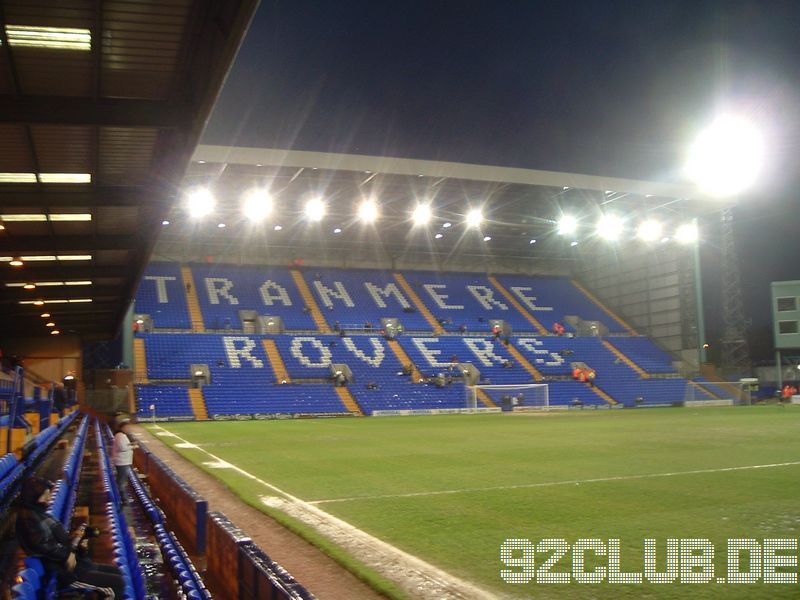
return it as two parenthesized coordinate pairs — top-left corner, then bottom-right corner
(151, 406), (800, 599)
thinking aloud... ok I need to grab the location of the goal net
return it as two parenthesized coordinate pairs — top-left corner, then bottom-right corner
(683, 379), (753, 405)
(467, 383), (549, 411)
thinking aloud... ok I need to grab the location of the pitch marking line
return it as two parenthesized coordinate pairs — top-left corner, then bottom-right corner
(308, 460), (800, 505)
(150, 425), (493, 600)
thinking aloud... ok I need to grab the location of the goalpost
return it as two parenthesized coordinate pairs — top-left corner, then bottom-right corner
(467, 383), (549, 411)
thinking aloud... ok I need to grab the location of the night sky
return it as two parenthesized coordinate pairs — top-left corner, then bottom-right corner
(203, 1), (800, 362)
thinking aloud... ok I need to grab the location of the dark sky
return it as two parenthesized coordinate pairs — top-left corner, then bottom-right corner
(203, 0), (800, 361)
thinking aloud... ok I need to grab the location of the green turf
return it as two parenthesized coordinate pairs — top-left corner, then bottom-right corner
(150, 406), (800, 598)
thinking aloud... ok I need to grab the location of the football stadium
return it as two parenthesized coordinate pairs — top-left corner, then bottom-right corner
(1, 2), (800, 600)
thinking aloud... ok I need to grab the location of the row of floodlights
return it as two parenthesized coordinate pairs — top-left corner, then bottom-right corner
(556, 215), (698, 243)
(183, 188), (698, 243)
(183, 187), (482, 227)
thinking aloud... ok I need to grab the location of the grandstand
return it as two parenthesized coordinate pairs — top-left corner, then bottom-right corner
(0, 3), (774, 598)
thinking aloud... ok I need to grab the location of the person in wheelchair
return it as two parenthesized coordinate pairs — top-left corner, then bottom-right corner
(16, 477), (125, 598)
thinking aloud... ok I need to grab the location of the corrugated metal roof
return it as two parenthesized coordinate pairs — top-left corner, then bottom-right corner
(0, 0), (260, 339)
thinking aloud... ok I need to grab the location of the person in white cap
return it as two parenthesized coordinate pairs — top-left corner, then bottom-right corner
(111, 419), (135, 505)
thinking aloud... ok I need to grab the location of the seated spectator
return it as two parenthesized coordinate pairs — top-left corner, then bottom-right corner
(365, 382), (379, 390)
(553, 322), (566, 336)
(572, 366), (582, 380)
(458, 324), (467, 334)
(502, 359), (513, 369)
(16, 477), (125, 599)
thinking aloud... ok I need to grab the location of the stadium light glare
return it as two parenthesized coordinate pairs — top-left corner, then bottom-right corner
(483, 235), (492, 242)
(435, 233), (443, 239)
(358, 199), (379, 223)
(675, 222), (698, 244)
(304, 196), (326, 221)
(185, 188), (215, 218)
(411, 203), (432, 225)
(466, 208), (483, 228)
(557, 215), (577, 235)
(596, 214), (624, 241)
(333, 227), (342, 234)
(442, 222), (452, 228)
(637, 219), (662, 242)
(686, 114), (765, 197)
(570, 240), (579, 247)
(242, 188), (272, 222)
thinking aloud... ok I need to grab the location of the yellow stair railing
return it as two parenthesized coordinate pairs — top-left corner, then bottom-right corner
(181, 266), (205, 332)
(386, 339), (424, 382)
(505, 342), (544, 382)
(133, 338), (148, 383)
(602, 340), (650, 379)
(290, 270), (330, 333)
(188, 388), (209, 420)
(335, 386), (363, 415)
(475, 388), (497, 408)
(262, 339), (291, 383)
(487, 276), (549, 335)
(392, 273), (444, 334)
(571, 279), (637, 335)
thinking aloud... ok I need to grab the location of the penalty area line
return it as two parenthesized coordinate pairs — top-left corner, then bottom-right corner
(308, 460), (800, 505)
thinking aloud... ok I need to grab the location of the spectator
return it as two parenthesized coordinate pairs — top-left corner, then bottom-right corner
(553, 322), (566, 336)
(52, 383), (67, 418)
(16, 477), (125, 599)
(112, 419), (136, 506)
(458, 323), (467, 334)
(492, 324), (502, 339)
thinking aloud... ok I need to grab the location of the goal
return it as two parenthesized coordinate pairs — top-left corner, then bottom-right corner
(467, 383), (549, 411)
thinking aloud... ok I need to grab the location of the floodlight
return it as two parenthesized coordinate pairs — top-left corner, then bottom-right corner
(529, 239), (537, 244)
(596, 214), (624, 241)
(333, 228), (342, 234)
(466, 208), (483, 228)
(675, 222), (698, 244)
(412, 203), (432, 225)
(304, 196), (326, 221)
(636, 219), (662, 242)
(161, 220), (170, 226)
(442, 222), (452, 228)
(686, 114), (764, 197)
(185, 188), (215, 218)
(242, 188), (272, 222)
(50, 330), (60, 335)
(46, 322), (55, 327)
(557, 215), (577, 235)
(435, 233), (443, 239)
(358, 199), (379, 223)
(40, 313), (50, 318)
(273, 225), (282, 231)
(483, 235), (492, 242)
(570, 241), (579, 247)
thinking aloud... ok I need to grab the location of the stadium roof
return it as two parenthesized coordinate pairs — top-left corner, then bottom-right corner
(0, 0), (259, 339)
(155, 144), (713, 265)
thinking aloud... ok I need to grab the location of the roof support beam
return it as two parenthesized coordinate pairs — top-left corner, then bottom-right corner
(0, 235), (137, 252)
(0, 188), (164, 208)
(0, 95), (193, 128)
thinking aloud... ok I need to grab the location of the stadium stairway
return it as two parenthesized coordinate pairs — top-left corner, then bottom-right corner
(262, 339), (292, 383)
(188, 388), (209, 420)
(570, 279), (638, 335)
(392, 273), (444, 334)
(475, 388), (498, 407)
(587, 383), (618, 405)
(487, 276), (549, 335)
(290, 270), (331, 332)
(505, 342), (544, 381)
(181, 266), (206, 332)
(601, 340), (650, 378)
(386, 339), (424, 382)
(689, 380), (723, 400)
(335, 386), (364, 415)
(134, 338), (148, 383)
